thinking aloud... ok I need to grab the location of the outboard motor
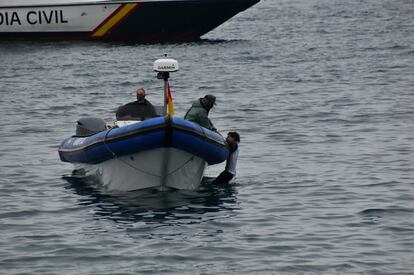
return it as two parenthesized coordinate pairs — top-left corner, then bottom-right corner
(76, 117), (106, 137)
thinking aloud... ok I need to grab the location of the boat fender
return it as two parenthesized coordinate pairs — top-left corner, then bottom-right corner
(75, 117), (106, 137)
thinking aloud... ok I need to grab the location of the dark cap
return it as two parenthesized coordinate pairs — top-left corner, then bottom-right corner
(204, 94), (216, 105)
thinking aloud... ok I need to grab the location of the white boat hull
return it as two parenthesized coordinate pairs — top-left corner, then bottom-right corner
(77, 148), (207, 191)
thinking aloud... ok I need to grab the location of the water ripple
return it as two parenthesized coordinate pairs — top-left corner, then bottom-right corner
(1, 0), (414, 273)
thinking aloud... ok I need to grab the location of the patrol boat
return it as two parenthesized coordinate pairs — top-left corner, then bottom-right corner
(0, 0), (260, 41)
(58, 57), (229, 191)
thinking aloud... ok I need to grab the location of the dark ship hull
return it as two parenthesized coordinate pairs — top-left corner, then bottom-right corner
(0, 0), (260, 41)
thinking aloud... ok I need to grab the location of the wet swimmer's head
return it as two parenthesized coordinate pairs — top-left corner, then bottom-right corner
(202, 94), (216, 110)
(136, 88), (146, 103)
(226, 132), (240, 145)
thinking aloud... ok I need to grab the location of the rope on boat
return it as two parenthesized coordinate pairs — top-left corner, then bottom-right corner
(166, 125), (208, 176)
(103, 128), (162, 178)
(102, 124), (211, 179)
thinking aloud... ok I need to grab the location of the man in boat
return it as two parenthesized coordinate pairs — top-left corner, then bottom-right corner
(184, 94), (217, 131)
(213, 132), (240, 184)
(116, 88), (158, 121)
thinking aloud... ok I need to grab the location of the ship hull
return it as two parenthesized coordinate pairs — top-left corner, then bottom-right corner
(0, 0), (260, 41)
(76, 148), (207, 191)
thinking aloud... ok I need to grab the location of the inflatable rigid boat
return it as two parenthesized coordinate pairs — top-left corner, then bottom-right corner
(59, 116), (228, 190)
(0, 0), (260, 41)
(58, 57), (229, 191)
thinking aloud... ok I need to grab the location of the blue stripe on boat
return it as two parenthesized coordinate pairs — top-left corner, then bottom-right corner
(58, 116), (229, 165)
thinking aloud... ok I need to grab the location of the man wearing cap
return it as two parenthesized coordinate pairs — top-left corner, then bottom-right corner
(184, 94), (217, 131)
(116, 88), (158, 121)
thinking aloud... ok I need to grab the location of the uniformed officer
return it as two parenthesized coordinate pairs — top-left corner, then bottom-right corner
(116, 88), (158, 121)
(184, 94), (217, 131)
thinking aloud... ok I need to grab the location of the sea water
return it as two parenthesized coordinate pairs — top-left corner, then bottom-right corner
(0, 0), (413, 273)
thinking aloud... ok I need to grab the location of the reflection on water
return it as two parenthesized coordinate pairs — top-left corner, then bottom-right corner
(63, 175), (239, 224)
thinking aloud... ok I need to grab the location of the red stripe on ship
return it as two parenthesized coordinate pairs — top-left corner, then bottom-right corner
(90, 4), (126, 36)
(108, 4), (140, 36)
(90, 3), (140, 39)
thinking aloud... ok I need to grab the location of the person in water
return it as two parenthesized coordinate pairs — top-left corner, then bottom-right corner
(116, 88), (157, 120)
(184, 94), (217, 131)
(213, 132), (240, 184)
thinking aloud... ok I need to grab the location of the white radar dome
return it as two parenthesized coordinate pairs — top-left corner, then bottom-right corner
(153, 58), (179, 72)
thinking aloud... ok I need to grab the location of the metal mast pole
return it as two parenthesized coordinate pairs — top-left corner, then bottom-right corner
(163, 73), (169, 116)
